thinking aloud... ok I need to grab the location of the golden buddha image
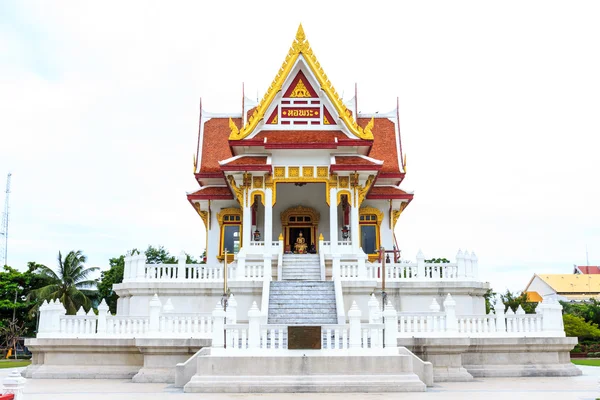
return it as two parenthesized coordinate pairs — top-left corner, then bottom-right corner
(294, 231), (308, 254)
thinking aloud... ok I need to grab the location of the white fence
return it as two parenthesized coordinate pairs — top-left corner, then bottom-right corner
(37, 295), (219, 339)
(365, 294), (564, 338)
(338, 250), (478, 282)
(122, 251), (266, 283)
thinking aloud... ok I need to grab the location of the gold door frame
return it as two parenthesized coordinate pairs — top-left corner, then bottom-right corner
(280, 205), (320, 253)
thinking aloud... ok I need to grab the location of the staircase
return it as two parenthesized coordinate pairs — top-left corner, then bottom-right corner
(268, 280), (338, 325)
(281, 254), (321, 280)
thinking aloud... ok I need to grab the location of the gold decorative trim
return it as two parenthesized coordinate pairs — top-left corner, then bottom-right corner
(357, 175), (375, 206)
(193, 203), (209, 231)
(217, 207), (242, 226)
(359, 206), (384, 224)
(227, 175), (244, 205)
(339, 176), (349, 188)
(317, 166), (328, 178)
(288, 166), (300, 177)
(253, 176), (263, 189)
(250, 190), (265, 206)
(391, 202), (409, 229)
(281, 205), (321, 226)
(302, 166), (314, 177)
(336, 190), (352, 206)
(274, 167), (285, 178)
(264, 173), (273, 189)
(228, 24), (374, 141)
(329, 173), (338, 188)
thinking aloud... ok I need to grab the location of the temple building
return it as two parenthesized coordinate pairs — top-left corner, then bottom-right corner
(24, 25), (579, 392)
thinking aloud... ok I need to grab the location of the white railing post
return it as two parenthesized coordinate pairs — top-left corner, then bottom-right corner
(319, 234), (326, 281)
(212, 303), (226, 348)
(135, 252), (146, 280)
(148, 294), (162, 334)
(357, 251), (367, 279)
(470, 251), (478, 280)
(383, 301), (398, 348)
(348, 301), (362, 348)
(494, 296), (506, 333)
(177, 251), (186, 280)
(540, 298), (564, 335)
(3, 370), (26, 400)
(464, 251), (472, 278)
(416, 250), (425, 279)
(368, 293), (380, 323)
(263, 255), (272, 281)
(226, 294), (237, 324)
(456, 249), (465, 278)
(236, 253), (246, 280)
(443, 293), (458, 333)
(54, 300), (66, 335)
(97, 299), (109, 334)
(277, 233), (284, 281)
(247, 301), (261, 349)
(332, 254), (341, 280)
(38, 300), (49, 334)
(123, 254), (132, 281)
(429, 298), (441, 312)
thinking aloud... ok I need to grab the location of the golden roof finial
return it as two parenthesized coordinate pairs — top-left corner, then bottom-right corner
(296, 23), (306, 42)
(403, 153), (407, 173)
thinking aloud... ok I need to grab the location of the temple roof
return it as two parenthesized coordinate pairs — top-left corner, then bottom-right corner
(228, 25), (374, 141)
(187, 186), (233, 200)
(331, 155), (383, 171)
(219, 155), (271, 171)
(367, 186), (414, 201)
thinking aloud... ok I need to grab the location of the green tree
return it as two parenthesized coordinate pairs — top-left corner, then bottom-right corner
(561, 299), (600, 327)
(500, 290), (538, 314)
(29, 250), (98, 315)
(97, 246), (199, 314)
(484, 288), (498, 314)
(563, 314), (600, 339)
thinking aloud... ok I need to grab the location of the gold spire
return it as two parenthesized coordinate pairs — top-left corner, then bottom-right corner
(229, 24), (374, 141)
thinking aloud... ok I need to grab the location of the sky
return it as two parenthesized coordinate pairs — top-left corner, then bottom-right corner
(0, 1), (599, 293)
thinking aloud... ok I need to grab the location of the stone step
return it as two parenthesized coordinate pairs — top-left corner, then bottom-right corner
(270, 290), (333, 295)
(271, 282), (332, 286)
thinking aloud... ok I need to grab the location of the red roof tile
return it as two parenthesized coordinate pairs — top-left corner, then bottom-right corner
(199, 118), (236, 173)
(222, 156), (268, 166)
(361, 117), (401, 174)
(334, 156), (381, 165)
(252, 130), (347, 144)
(187, 186), (233, 200)
(578, 266), (600, 274)
(367, 186), (413, 200)
(220, 156), (271, 171)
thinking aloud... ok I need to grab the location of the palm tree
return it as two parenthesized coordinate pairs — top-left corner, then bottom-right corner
(29, 250), (98, 315)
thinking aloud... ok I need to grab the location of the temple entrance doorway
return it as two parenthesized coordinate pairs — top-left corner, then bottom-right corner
(281, 205), (320, 254)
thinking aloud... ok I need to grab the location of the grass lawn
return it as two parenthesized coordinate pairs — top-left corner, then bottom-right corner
(572, 359), (600, 366)
(0, 360), (31, 369)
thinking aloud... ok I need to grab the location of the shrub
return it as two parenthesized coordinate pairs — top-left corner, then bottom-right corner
(564, 314), (600, 339)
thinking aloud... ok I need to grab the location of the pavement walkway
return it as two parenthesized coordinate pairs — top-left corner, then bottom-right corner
(2, 366), (599, 399)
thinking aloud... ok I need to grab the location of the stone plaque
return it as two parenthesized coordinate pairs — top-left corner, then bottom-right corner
(287, 326), (321, 350)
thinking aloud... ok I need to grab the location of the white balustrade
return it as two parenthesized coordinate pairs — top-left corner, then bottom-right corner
(260, 325), (287, 349)
(249, 241), (265, 246)
(106, 316), (149, 336)
(321, 324), (349, 349)
(337, 241), (352, 247)
(225, 324), (249, 349)
(339, 262), (359, 279)
(398, 312), (447, 334)
(240, 261), (265, 280)
(159, 313), (213, 337)
(59, 313), (98, 336)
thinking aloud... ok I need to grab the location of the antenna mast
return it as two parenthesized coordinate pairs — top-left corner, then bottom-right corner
(0, 173), (12, 267)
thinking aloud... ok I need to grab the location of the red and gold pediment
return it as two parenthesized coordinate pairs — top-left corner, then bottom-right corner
(228, 24), (374, 141)
(264, 70), (336, 127)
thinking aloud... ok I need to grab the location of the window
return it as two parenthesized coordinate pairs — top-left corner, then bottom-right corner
(217, 208), (243, 260)
(358, 207), (383, 259)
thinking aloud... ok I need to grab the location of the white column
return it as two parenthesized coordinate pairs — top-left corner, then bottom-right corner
(456, 249), (465, 278)
(247, 302), (261, 349)
(350, 197), (360, 253)
(148, 294), (162, 334)
(329, 186), (338, 252)
(212, 303), (226, 348)
(348, 301), (362, 349)
(416, 250), (426, 279)
(264, 188), (273, 252)
(443, 293), (458, 333)
(383, 301), (398, 348)
(242, 190), (252, 251)
(177, 250), (186, 280)
(97, 299), (109, 334)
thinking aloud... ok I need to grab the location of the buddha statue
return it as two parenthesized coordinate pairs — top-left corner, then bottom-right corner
(294, 232), (308, 254)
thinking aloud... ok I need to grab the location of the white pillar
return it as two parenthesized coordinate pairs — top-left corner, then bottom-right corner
(456, 249), (465, 278)
(38, 300), (49, 334)
(3, 370), (26, 400)
(135, 253), (146, 280)
(471, 251), (478, 280)
(177, 250), (186, 280)
(242, 190), (252, 250)
(97, 299), (109, 334)
(443, 293), (458, 333)
(148, 294), (162, 334)
(416, 250), (425, 279)
(264, 188), (273, 252)
(464, 251), (472, 278)
(329, 186), (338, 252)
(350, 199), (359, 253)
(383, 301), (398, 348)
(226, 294), (237, 324)
(247, 302), (261, 349)
(348, 301), (362, 349)
(212, 302), (226, 348)
(494, 296), (506, 332)
(368, 293), (380, 323)
(123, 255), (131, 281)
